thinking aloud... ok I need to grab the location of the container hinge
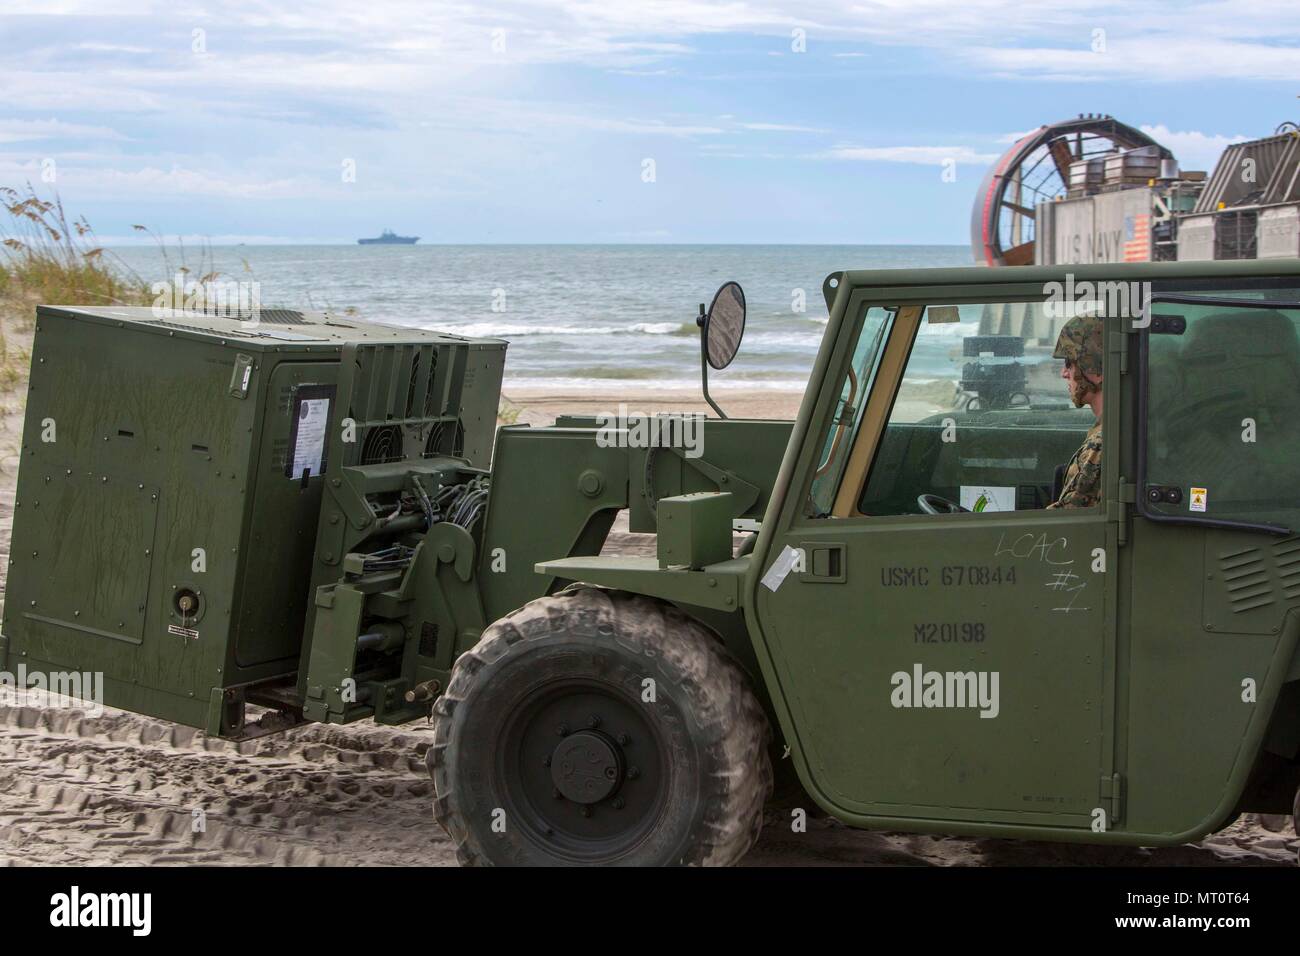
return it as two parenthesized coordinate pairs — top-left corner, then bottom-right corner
(1100, 772), (1125, 826)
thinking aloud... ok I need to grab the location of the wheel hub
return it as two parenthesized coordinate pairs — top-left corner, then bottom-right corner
(499, 683), (666, 859)
(550, 730), (622, 804)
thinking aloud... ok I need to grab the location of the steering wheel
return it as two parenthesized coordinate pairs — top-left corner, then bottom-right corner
(917, 493), (969, 515)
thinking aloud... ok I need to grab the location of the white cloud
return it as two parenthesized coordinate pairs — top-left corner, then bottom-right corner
(94, 232), (348, 246)
(739, 122), (828, 133)
(76, 42), (152, 54)
(541, 114), (724, 136)
(0, 119), (127, 144)
(1139, 124), (1251, 170)
(4, 1), (1299, 80)
(0, 160), (312, 199)
(2, 2), (1295, 127)
(0, 0), (1294, 225)
(821, 145), (999, 165)
(959, 37), (1300, 83)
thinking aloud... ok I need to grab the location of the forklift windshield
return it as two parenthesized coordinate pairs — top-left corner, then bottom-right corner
(810, 299), (1096, 518)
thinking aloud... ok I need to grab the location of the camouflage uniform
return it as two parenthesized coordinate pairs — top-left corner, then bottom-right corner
(1045, 315), (1104, 510)
(1046, 421), (1102, 509)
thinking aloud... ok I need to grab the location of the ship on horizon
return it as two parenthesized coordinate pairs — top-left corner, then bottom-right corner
(358, 228), (419, 245)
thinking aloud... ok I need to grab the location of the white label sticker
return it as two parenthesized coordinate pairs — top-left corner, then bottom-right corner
(241, 365), (252, 391)
(1190, 486), (1207, 512)
(761, 545), (801, 592)
(168, 624), (199, 640)
(290, 398), (330, 479)
(960, 485), (1017, 513)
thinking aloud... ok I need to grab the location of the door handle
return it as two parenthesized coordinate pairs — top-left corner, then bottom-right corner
(805, 542), (846, 583)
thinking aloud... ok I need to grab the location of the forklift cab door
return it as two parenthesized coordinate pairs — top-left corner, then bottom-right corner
(751, 273), (1117, 834)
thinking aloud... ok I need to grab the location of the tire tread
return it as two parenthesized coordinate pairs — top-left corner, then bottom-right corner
(429, 587), (772, 866)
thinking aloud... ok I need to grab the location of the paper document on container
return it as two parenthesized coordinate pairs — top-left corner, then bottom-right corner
(291, 398), (330, 479)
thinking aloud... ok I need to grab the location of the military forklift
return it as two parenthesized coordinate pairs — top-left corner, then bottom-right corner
(4, 261), (1300, 866)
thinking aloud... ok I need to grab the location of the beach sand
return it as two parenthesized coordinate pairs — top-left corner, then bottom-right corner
(500, 385), (805, 426)
(499, 383), (950, 430)
(0, 322), (1294, 867)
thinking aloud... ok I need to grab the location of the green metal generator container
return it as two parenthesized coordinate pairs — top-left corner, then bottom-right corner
(0, 305), (504, 731)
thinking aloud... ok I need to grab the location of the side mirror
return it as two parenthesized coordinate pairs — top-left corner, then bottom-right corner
(696, 281), (746, 418)
(704, 281), (746, 370)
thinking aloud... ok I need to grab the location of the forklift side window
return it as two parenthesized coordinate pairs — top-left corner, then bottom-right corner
(1143, 298), (1300, 530)
(853, 301), (1094, 516)
(808, 306), (895, 515)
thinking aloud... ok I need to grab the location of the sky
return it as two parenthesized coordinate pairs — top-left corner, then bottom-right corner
(0, 0), (1297, 245)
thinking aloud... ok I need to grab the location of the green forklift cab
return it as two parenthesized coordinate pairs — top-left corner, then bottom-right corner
(525, 260), (1300, 863)
(750, 260), (1300, 845)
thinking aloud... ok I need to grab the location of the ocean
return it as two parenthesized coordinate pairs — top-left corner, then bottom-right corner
(107, 244), (974, 392)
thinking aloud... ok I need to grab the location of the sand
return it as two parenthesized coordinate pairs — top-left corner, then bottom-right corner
(496, 382), (974, 430)
(1, 694), (1295, 867)
(500, 386), (805, 426)
(0, 322), (1294, 866)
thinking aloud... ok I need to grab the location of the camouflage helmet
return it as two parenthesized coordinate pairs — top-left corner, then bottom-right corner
(1052, 315), (1104, 380)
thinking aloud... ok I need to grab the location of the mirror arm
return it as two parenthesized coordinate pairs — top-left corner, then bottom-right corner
(697, 304), (727, 419)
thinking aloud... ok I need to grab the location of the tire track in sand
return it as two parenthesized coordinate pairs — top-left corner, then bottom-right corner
(1, 698), (1294, 867)
(0, 700), (454, 867)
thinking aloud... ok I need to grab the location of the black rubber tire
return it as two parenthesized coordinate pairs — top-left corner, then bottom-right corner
(429, 587), (773, 866)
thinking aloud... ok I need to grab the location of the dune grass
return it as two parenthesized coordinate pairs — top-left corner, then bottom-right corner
(0, 185), (234, 394)
(0, 185), (156, 392)
(0, 186), (151, 310)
